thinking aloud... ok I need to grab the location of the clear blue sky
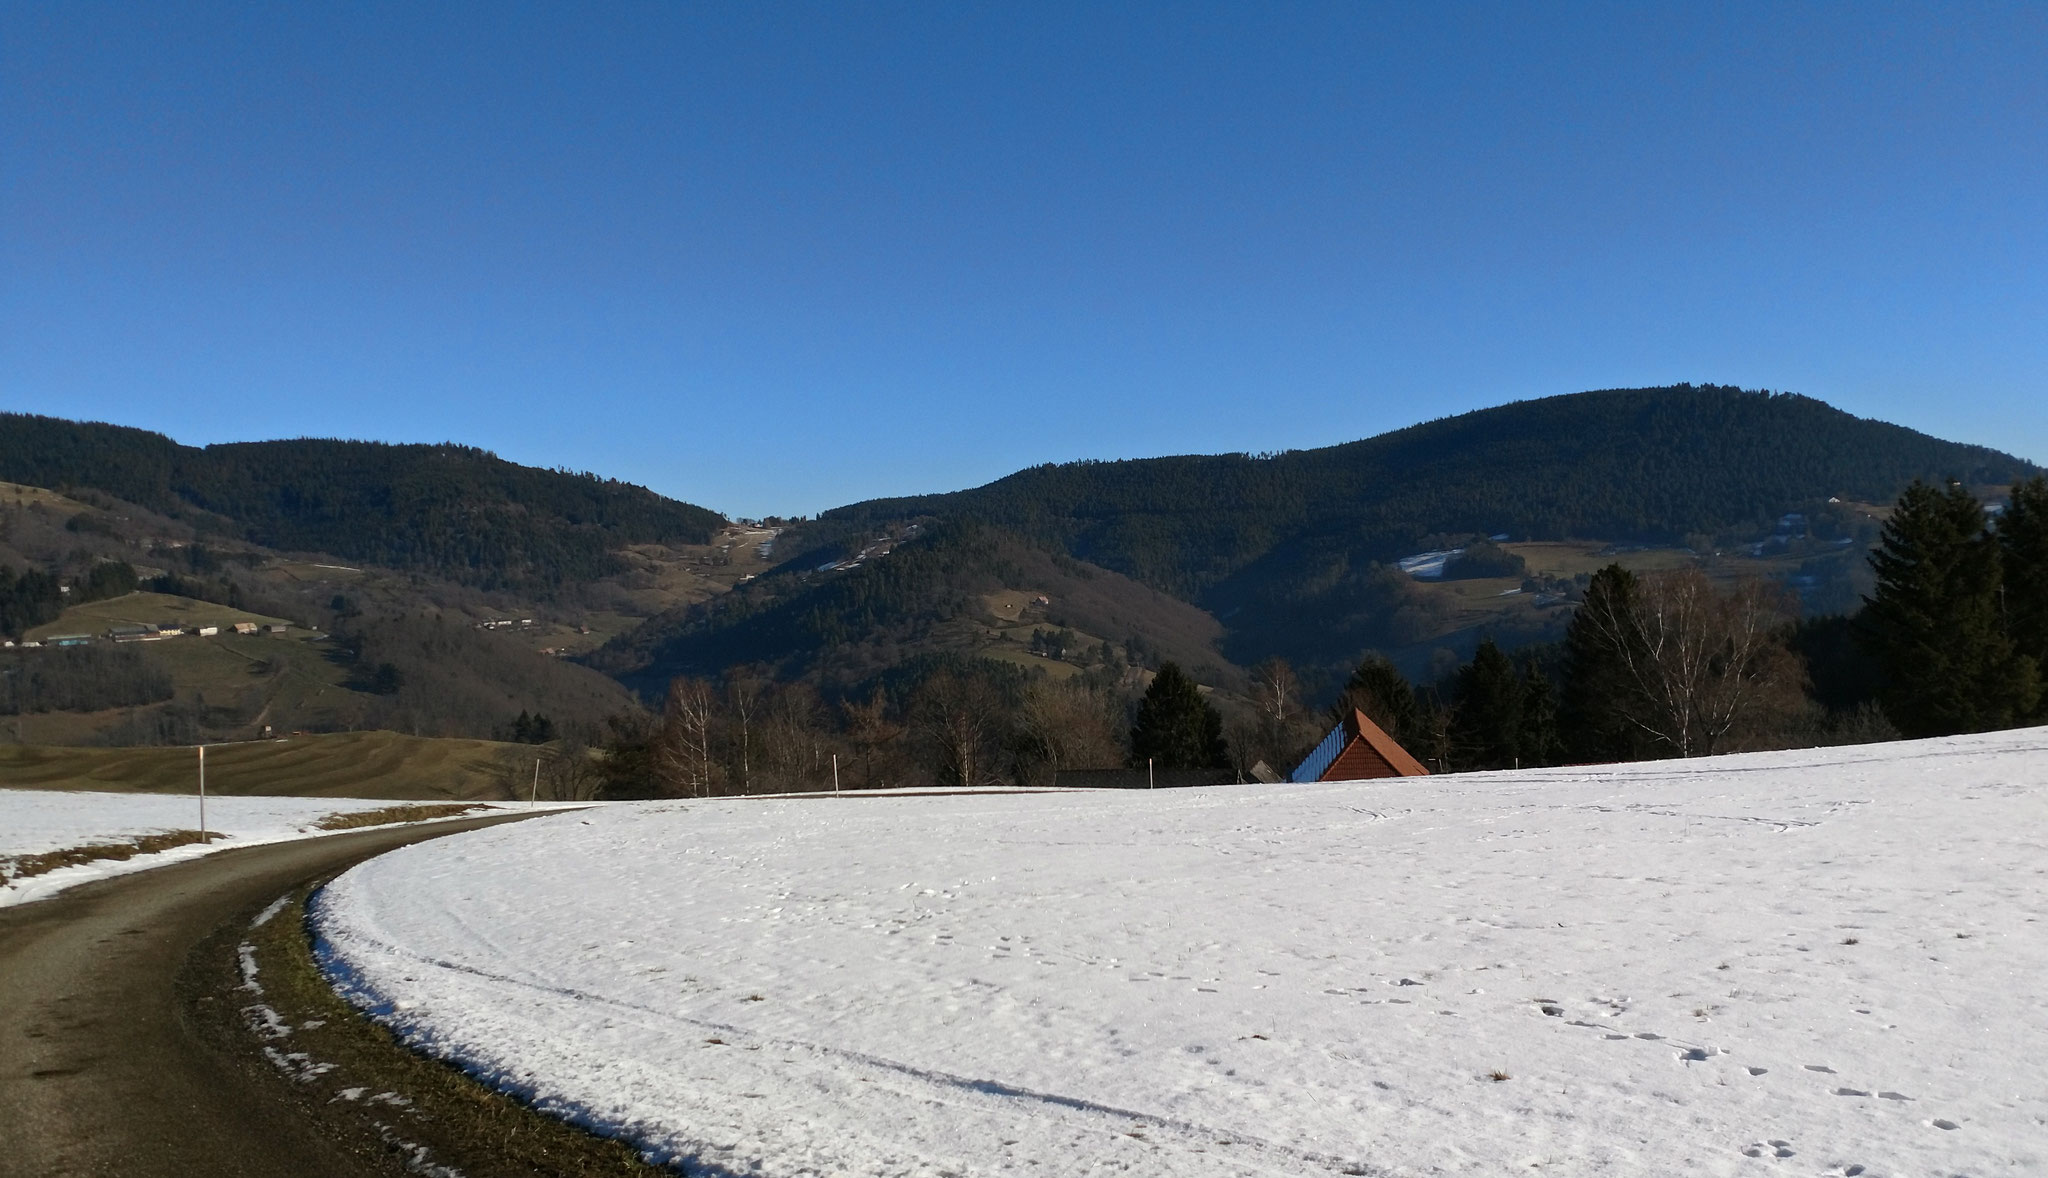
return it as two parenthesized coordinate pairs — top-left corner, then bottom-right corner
(5, 3), (2044, 518)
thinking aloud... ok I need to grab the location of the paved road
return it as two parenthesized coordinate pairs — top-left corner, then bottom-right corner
(0, 812), (549, 1178)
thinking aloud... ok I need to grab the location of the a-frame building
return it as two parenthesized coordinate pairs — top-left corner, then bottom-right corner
(1289, 708), (1430, 782)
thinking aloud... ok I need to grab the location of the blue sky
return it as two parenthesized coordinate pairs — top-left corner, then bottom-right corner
(5, 3), (2044, 517)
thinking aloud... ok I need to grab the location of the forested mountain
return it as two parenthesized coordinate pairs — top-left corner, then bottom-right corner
(0, 414), (724, 591)
(7, 386), (2037, 763)
(786, 386), (2031, 671)
(809, 387), (2031, 597)
(593, 519), (1228, 696)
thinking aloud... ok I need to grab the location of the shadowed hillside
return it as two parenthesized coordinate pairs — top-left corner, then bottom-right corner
(0, 415), (725, 592)
(790, 386), (2033, 676)
(594, 519), (1231, 694)
(808, 386), (2032, 597)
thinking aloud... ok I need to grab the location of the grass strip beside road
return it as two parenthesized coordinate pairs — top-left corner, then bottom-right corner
(2, 829), (215, 883)
(4, 806), (487, 887)
(235, 883), (668, 1177)
(312, 803), (489, 831)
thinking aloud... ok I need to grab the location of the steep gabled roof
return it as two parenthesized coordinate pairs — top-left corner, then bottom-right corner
(1289, 708), (1430, 782)
(1345, 708), (1429, 777)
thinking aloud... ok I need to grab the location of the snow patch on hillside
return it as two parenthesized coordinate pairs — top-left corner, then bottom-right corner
(316, 730), (2048, 1176)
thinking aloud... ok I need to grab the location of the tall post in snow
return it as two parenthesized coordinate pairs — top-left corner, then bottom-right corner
(530, 757), (540, 807)
(198, 744), (209, 844)
(1148, 757), (1154, 790)
(832, 753), (840, 794)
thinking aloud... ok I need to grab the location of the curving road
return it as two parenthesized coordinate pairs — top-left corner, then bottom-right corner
(0, 812), (551, 1178)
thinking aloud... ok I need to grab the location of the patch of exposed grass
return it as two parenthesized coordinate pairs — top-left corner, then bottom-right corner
(240, 885), (668, 1176)
(311, 803), (488, 831)
(2, 829), (218, 883)
(0, 730), (532, 801)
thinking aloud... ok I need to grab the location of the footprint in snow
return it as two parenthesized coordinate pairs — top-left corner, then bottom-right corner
(1932, 1119), (1960, 1131)
(1742, 1139), (1794, 1158)
(1804, 1064), (1835, 1074)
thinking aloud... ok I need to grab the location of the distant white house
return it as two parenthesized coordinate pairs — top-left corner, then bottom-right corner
(234, 622), (260, 635)
(196, 625), (219, 637)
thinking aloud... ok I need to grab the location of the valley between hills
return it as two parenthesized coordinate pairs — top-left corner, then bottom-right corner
(0, 383), (2036, 796)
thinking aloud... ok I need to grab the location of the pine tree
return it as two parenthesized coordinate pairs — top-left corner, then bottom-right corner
(1560, 564), (1644, 762)
(1862, 480), (2040, 736)
(1449, 638), (1523, 770)
(1128, 662), (1229, 770)
(1997, 476), (2048, 719)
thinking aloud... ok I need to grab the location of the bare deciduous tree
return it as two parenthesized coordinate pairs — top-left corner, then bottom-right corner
(841, 688), (902, 789)
(911, 670), (1006, 787)
(724, 666), (767, 793)
(1575, 568), (1803, 757)
(760, 682), (827, 792)
(1014, 678), (1124, 785)
(1245, 657), (1314, 772)
(654, 676), (717, 798)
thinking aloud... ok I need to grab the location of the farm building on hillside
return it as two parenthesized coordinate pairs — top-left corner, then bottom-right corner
(1290, 709), (1430, 782)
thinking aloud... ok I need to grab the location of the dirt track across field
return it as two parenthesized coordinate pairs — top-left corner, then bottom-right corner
(0, 812), (549, 1178)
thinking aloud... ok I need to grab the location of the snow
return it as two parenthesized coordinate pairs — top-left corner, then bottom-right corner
(0, 789), (559, 907)
(314, 729), (2048, 1176)
(1396, 548), (1461, 579)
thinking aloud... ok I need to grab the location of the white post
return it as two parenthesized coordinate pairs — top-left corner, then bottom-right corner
(832, 752), (840, 794)
(530, 757), (540, 807)
(198, 744), (209, 844)
(1148, 757), (1154, 790)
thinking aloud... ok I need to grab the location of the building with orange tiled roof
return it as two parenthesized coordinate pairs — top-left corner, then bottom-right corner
(1289, 708), (1430, 782)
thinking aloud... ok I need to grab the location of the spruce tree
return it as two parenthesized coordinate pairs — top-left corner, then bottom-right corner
(1449, 638), (1523, 770)
(1334, 652), (1421, 747)
(1517, 660), (1564, 767)
(1560, 564), (1644, 762)
(1997, 476), (2048, 718)
(1862, 480), (2040, 736)
(1127, 662), (1229, 770)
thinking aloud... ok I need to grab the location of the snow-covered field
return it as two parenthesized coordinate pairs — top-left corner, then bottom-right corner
(0, 789), (538, 906)
(315, 729), (2048, 1176)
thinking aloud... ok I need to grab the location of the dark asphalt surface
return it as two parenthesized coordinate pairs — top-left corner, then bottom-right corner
(0, 811), (551, 1178)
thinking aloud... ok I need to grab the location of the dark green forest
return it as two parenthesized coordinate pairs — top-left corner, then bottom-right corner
(0, 560), (140, 640)
(0, 414), (725, 592)
(805, 388), (2032, 660)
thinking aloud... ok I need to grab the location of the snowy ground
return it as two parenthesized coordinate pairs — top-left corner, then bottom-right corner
(314, 729), (2048, 1177)
(0, 789), (551, 907)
